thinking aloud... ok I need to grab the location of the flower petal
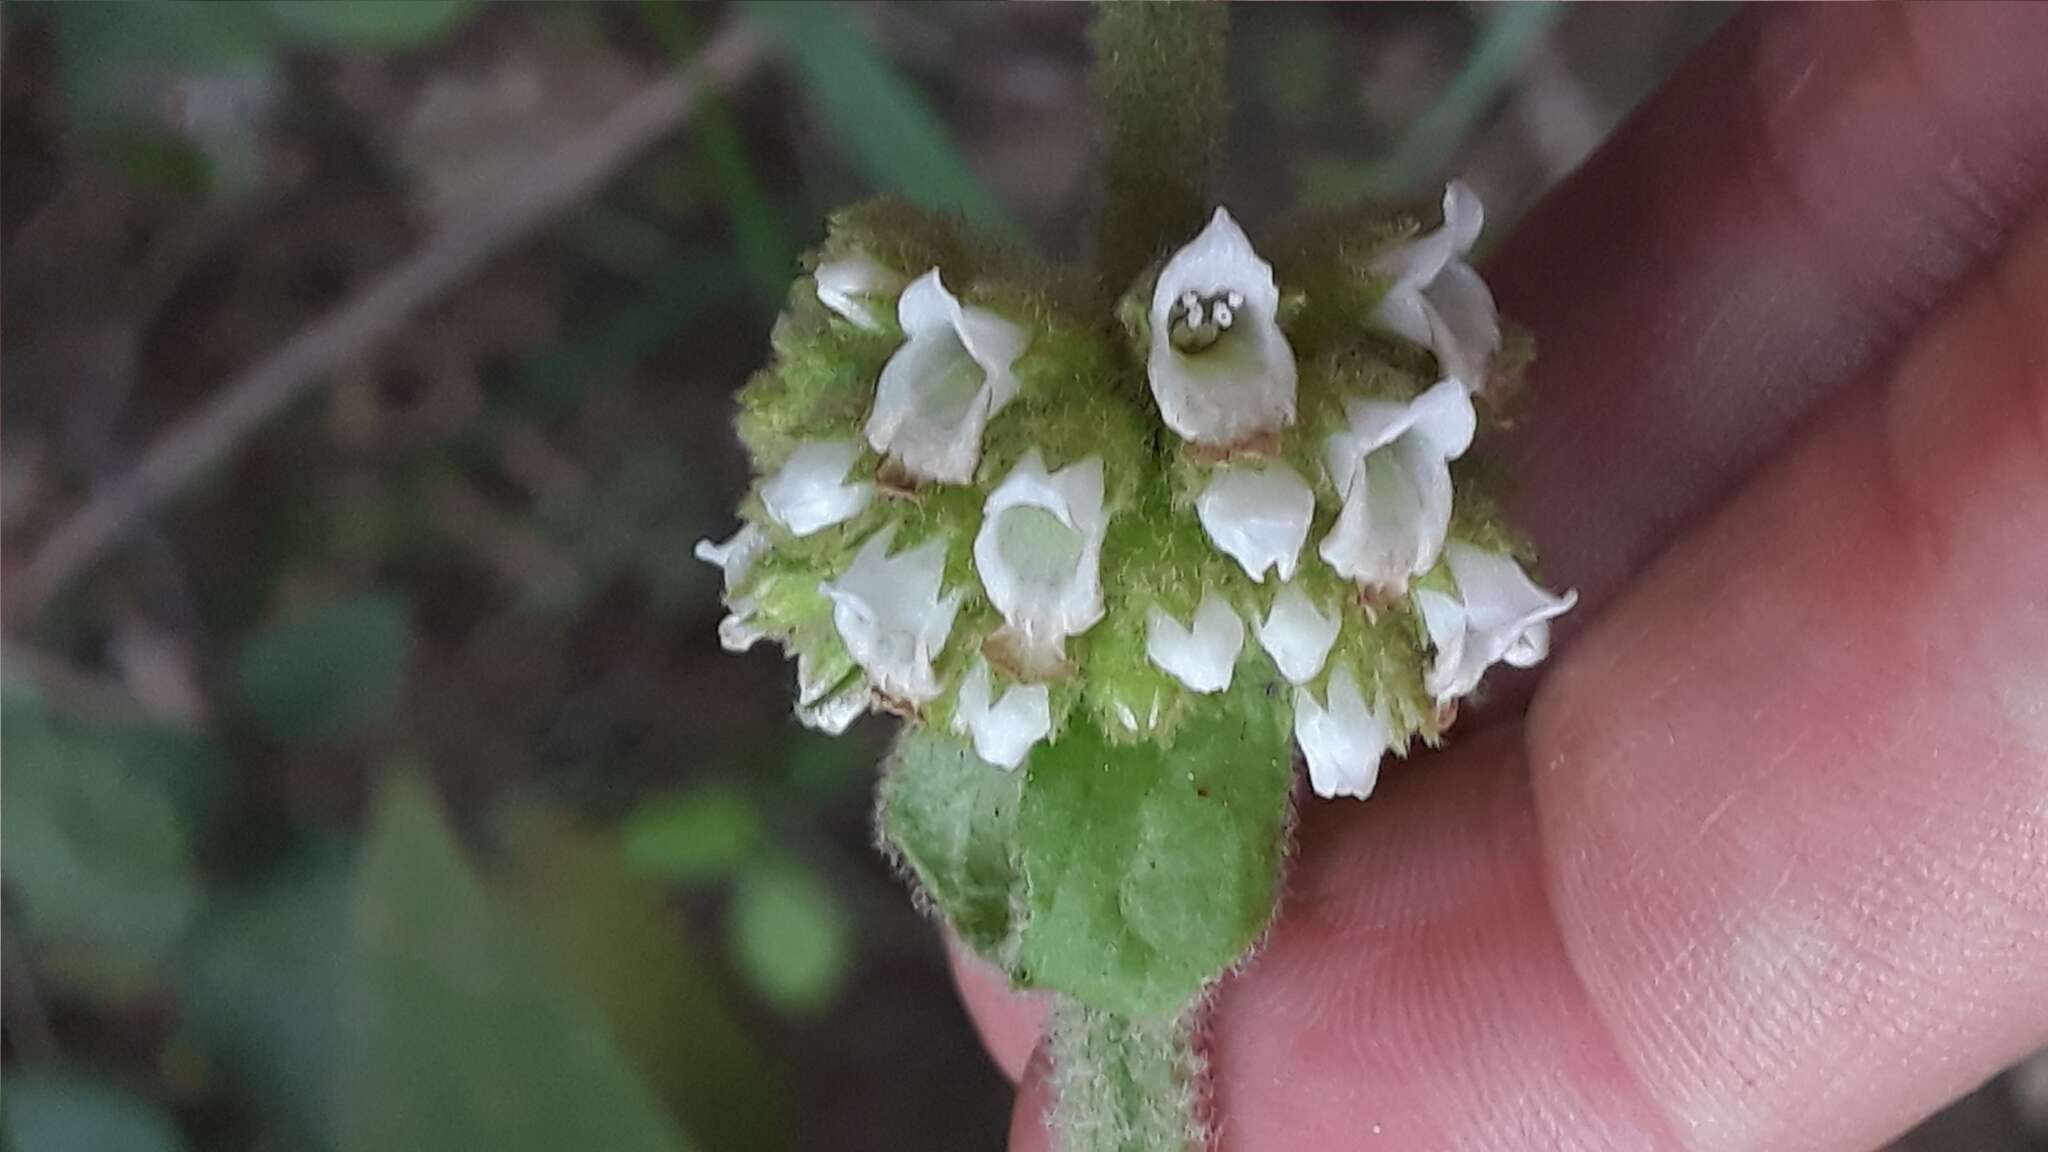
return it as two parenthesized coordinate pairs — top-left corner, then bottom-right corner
(1319, 380), (1473, 593)
(1195, 460), (1315, 583)
(1257, 582), (1341, 685)
(866, 270), (1030, 485)
(1293, 664), (1389, 800)
(795, 679), (869, 734)
(953, 660), (1052, 769)
(696, 524), (771, 652)
(1146, 208), (1297, 445)
(821, 526), (962, 704)
(1421, 542), (1577, 702)
(1369, 181), (1500, 390)
(1424, 260), (1501, 391)
(973, 451), (1107, 675)
(759, 440), (871, 537)
(1145, 592), (1244, 693)
(815, 252), (905, 331)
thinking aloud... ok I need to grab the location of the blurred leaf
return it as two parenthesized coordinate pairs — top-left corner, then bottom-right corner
(621, 788), (764, 884)
(233, 594), (410, 745)
(339, 773), (691, 1152)
(0, 686), (217, 998)
(878, 728), (1022, 956)
(1010, 669), (1295, 1019)
(179, 850), (353, 1149)
(740, 1), (1025, 245)
(727, 858), (850, 1017)
(0, 1071), (191, 1152)
(263, 0), (476, 49)
(501, 809), (788, 1152)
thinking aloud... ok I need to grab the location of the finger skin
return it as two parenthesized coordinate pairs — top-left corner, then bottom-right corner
(1528, 206), (2048, 1151)
(949, 936), (1049, 1082)
(1493, 1), (2048, 619)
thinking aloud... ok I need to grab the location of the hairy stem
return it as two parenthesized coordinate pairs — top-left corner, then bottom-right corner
(1091, 2), (1229, 305)
(1049, 998), (1207, 1152)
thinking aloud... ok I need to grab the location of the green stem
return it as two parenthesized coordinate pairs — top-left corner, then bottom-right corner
(1048, 998), (1206, 1152)
(1091, 2), (1229, 304)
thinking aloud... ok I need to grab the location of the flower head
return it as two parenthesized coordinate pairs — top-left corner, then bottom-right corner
(821, 526), (963, 705)
(1195, 460), (1314, 583)
(1144, 592), (1244, 693)
(974, 451), (1108, 679)
(1370, 181), (1502, 392)
(694, 524), (770, 652)
(1293, 663), (1389, 800)
(759, 439), (871, 537)
(866, 269), (1030, 485)
(1147, 209), (1296, 446)
(1319, 378), (1476, 596)
(815, 252), (908, 332)
(1255, 581), (1340, 685)
(1417, 542), (1576, 703)
(953, 659), (1052, 769)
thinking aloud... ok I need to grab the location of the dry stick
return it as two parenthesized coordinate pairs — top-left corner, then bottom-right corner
(18, 22), (762, 615)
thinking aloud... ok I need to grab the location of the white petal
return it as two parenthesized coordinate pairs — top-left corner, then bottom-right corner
(952, 660), (1052, 769)
(973, 451), (1108, 673)
(795, 680), (869, 734)
(759, 440), (871, 537)
(1257, 582), (1340, 685)
(1293, 664), (1390, 800)
(697, 524), (771, 651)
(695, 523), (767, 592)
(1369, 181), (1500, 390)
(821, 527), (962, 704)
(1421, 543), (1576, 702)
(866, 269), (1029, 485)
(1146, 208), (1297, 445)
(1424, 261), (1501, 391)
(1145, 592), (1244, 693)
(1319, 380), (1473, 593)
(1195, 460), (1314, 583)
(815, 253), (905, 331)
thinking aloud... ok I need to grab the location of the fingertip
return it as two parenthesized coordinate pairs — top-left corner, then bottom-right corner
(1007, 1041), (1057, 1152)
(948, 934), (1051, 1083)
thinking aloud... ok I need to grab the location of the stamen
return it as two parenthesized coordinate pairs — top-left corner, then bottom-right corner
(1168, 288), (1241, 354)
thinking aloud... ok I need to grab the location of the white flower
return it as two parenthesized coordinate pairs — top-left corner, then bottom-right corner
(1146, 208), (1297, 446)
(694, 524), (770, 652)
(1417, 542), (1577, 703)
(1144, 592), (1244, 693)
(1293, 664), (1390, 801)
(865, 269), (1030, 485)
(759, 439), (871, 537)
(973, 451), (1107, 678)
(1195, 460), (1314, 583)
(820, 526), (962, 705)
(952, 660), (1051, 769)
(815, 252), (907, 332)
(1370, 180), (1502, 392)
(1256, 582), (1341, 685)
(795, 650), (869, 735)
(1319, 378), (1476, 596)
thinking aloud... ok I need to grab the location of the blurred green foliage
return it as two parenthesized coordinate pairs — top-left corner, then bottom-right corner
(232, 594), (411, 746)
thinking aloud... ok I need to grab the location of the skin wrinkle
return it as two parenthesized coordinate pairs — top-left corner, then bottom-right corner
(1531, 209), (2048, 1152)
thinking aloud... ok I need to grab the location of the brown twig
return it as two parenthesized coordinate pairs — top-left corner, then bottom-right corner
(16, 21), (762, 616)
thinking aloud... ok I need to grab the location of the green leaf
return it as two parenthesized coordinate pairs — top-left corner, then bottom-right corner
(739, 1), (1025, 245)
(878, 728), (1023, 956)
(621, 788), (764, 884)
(0, 687), (216, 998)
(179, 850), (353, 1148)
(726, 859), (850, 1017)
(500, 809), (789, 1152)
(263, 0), (476, 49)
(0, 1071), (191, 1152)
(233, 594), (410, 745)
(1011, 668), (1295, 1019)
(338, 772), (691, 1152)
